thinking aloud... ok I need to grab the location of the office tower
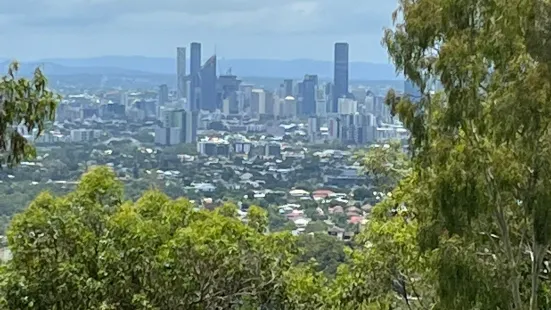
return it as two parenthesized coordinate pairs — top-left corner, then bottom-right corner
(300, 74), (317, 116)
(185, 110), (198, 143)
(157, 109), (185, 145)
(222, 98), (230, 115)
(158, 84), (169, 106)
(315, 87), (327, 117)
(283, 96), (297, 118)
(338, 98), (358, 115)
(190, 43), (202, 79)
(200, 55), (217, 111)
(365, 91), (375, 113)
(176, 47), (187, 100)
(351, 88), (367, 104)
(325, 82), (333, 96)
(217, 74), (241, 113)
(328, 117), (341, 140)
(189, 42), (202, 111)
(297, 82), (304, 98)
(284, 79), (293, 97)
(120, 92), (129, 108)
(333, 42), (349, 112)
(155, 108), (197, 145)
(264, 90), (275, 115)
(251, 89), (266, 116)
(308, 116), (319, 142)
(240, 84), (253, 110)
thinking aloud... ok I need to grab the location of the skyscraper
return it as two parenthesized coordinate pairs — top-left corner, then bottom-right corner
(155, 108), (197, 145)
(333, 42), (349, 112)
(189, 42), (202, 111)
(185, 110), (198, 143)
(218, 74), (241, 114)
(200, 55), (217, 111)
(158, 84), (169, 106)
(176, 47), (187, 100)
(251, 89), (266, 116)
(300, 75), (317, 116)
(283, 79), (293, 97)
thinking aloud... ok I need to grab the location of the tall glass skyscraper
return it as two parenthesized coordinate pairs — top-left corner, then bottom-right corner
(333, 42), (349, 113)
(176, 47), (186, 100)
(218, 74), (241, 113)
(283, 79), (293, 97)
(189, 42), (202, 111)
(200, 55), (217, 111)
(300, 75), (317, 116)
(158, 84), (169, 106)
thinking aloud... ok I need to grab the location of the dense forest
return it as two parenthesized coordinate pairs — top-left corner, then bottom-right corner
(4, 0), (551, 308)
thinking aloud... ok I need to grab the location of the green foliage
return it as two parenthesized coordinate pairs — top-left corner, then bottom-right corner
(296, 233), (346, 277)
(352, 187), (370, 201)
(133, 130), (154, 144)
(0, 166), (308, 309)
(327, 177), (436, 309)
(381, 0), (551, 308)
(304, 221), (328, 234)
(357, 140), (410, 194)
(246, 205), (268, 233)
(162, 143), (198, 156)
(0, 62), (60, 168)
(267, 206), (292, 232)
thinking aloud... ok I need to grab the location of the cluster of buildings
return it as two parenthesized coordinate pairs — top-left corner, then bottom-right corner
(153, 42), (415, 146)
(196, 136), (282, 158)
(51, 41), (424, 148)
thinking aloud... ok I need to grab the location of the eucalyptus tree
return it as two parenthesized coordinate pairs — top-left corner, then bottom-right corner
(0, 166), (325, 310)
(0, 62), (59, 167)
(383, 0), (551, 308)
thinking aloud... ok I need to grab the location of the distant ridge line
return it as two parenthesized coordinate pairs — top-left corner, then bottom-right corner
(18, 56), (402, 80)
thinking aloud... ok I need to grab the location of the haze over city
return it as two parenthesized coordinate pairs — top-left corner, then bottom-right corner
(0, 0), (396, 62)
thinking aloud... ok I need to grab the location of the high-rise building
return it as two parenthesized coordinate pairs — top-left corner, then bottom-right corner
(300, 75), (317, 116)
(328, 117), (341, 140)
(176, 47), (187, 100)
(158, 84), (169, 106)
(120, 92), (129, 109)
(155, 108), (197, 145)
(284, 79), (294, 97)
(251, 89), (266, 116)
(283, 96), (297, 118)
(200, 55), (217, 111)
(264, 90), (274, 116)
(333, 42), (349, 112)
(315, 87), (327, 117)
(338, 98), (358, 115)
(189, 42), (202, 111)
(185, 110), (198, 143)
(217, 74), (241, 114)
(240, 84), (253, 111)
(308, 116), (319, 142)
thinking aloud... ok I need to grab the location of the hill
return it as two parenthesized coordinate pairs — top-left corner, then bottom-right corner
(32, 56), (400, 80)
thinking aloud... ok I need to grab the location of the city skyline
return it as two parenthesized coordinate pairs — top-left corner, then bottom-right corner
(0, 0), (397, 63)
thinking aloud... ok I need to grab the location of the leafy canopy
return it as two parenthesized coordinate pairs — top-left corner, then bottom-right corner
(0, 166), (323, 310)
(383, 0), (551, 308)
(0, 62), (59, 167)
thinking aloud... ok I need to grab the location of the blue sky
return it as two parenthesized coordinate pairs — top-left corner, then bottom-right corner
(0, 0), (397, 62)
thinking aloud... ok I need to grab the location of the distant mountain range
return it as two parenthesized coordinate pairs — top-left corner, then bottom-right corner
(1, 56), (401, 80)
(1, 60), (150, 76)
